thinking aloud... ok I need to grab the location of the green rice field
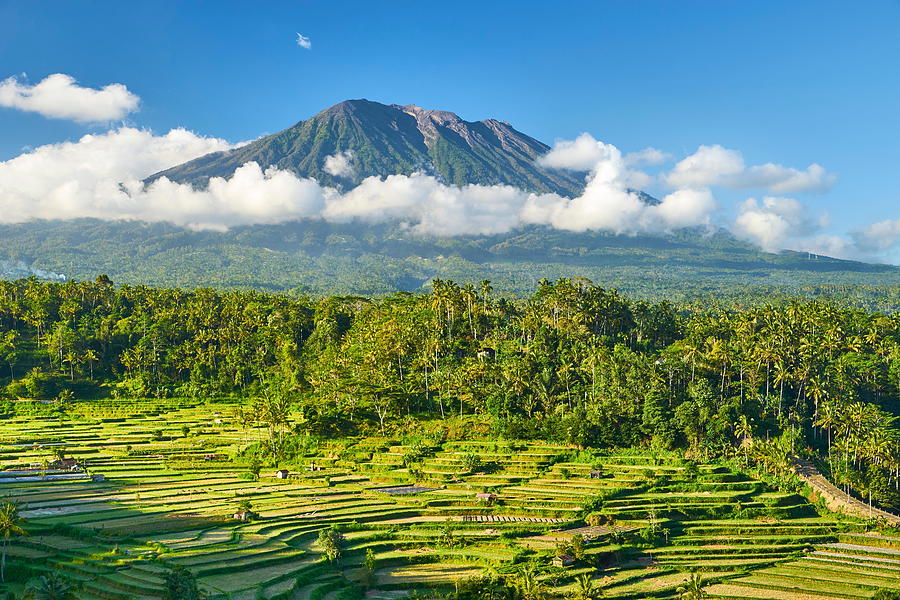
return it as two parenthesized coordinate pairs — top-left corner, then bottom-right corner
(1, 399), (898, 599)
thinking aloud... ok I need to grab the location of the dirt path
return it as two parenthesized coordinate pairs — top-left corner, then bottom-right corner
(791, 456), (900, 525)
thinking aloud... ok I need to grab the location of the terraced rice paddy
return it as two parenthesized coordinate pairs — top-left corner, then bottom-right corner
(1, 399), (898, 599)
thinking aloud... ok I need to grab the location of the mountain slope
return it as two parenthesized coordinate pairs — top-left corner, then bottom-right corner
(3, 219), (899, 303)
(148, 99), (587, 195)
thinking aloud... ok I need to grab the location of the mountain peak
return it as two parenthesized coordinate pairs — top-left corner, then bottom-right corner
(148, 99), (586, 195)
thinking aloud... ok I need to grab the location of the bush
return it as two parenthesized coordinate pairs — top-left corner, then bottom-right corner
(318, 526), (344, 562)
(163, 566), (203, 600)
(445, 574), (518, 600)
(19, 369), (62, 399)
(459, 453), (482, 474)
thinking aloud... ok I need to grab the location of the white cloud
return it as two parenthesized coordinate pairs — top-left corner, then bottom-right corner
(796, 235), (856, 260)
(738, 163), (835, 194)
(729, 197), (900, 262)
(664, 144), (745, 188)
(296, 33), (312, 49)
(537, 133), (611, 172)
(325, 173), (529, 236)
(732, 196), (826, 252)
(524, 141), (715, 233)
(624, 147), (671, 167)
(0, 127), (235, 225)
(142, 163), (326, 230)
(538, 133), (655, 193)
(664, 145), (835, 194)
(851, 219), (900, 253)
(3, 127), (858, 255)
(645, 188), (717, 230)
(0, 73), (139, 122)
(323, 151), (354, 177)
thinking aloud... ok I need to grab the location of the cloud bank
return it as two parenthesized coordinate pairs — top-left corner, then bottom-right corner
(0, 73), (140, 122)
(0, 129), (719, 234)
(1, 125), (892, 263)
(0, 127), (235, 224)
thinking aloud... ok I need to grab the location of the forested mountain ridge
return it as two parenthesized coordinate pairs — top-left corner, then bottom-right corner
(1, 277), (899, 515)
(148, 99), (587, 195)
(3, 218), (900, 300)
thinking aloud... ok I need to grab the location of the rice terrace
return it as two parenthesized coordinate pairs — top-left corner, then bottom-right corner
(2, 396), (899, 599)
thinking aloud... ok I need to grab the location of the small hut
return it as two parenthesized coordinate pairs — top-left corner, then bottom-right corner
(475, 492), (497, 504)
(49, 458), (80, 472)
(552, 554), (575, 568)
(233, 510), (257, 522)
(589, 470), (604, 479)
(275, 469), (289, 479)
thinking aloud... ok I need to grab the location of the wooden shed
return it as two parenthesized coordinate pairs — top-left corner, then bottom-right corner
(552, 554), (575, 568)
(275, 469), (289, 479)
(475, 492), (497, 503)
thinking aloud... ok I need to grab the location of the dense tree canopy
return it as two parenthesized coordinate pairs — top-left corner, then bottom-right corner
(1, 276), (898, 512)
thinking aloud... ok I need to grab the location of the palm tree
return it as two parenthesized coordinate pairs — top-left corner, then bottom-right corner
(675, 572), (707, 600)
(735, 415), (753, 466)
(0, 500), (26, 582)
(516, 566), (545, 600)
(571, 573), (603, 599)
(50, 445), (67, 464)
(814, 402), (841, 458)
(83, 349), (98, 380)
(26, 572), (75, 600)
(479, 279), (493, 314)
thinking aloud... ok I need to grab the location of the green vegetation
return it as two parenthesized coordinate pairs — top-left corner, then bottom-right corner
(1, 275), (900, 597)
(0, 404), (897, 599)
(1, 276), (899, 512)
(0, 500), (25, 583)
(163, 565), (204, 600)
(4, 220), (900, 301)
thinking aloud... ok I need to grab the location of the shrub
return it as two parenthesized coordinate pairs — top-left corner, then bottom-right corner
(446, 574), (518, 600)
(459, 453), (482, 474)
(363, 548), (376, 589)
(318, 526), (344, 562)
(163, 566), (203, 600)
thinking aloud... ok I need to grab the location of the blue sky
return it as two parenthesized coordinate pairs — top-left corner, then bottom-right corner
(1, 0), (899, 259)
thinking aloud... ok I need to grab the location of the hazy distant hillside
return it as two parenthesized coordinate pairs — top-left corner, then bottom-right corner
(3, 219), (899, 302)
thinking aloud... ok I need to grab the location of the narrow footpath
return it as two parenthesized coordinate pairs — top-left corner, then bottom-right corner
(791, 456), (900, 526)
